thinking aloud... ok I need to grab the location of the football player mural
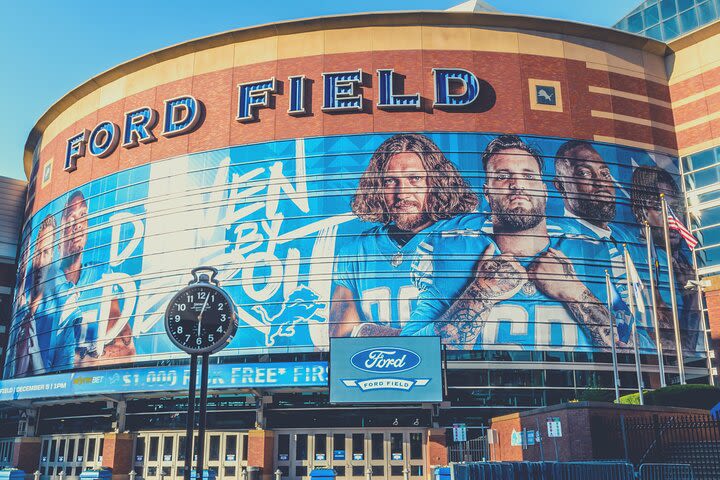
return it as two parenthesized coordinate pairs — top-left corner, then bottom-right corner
(5, 131), (702, 377)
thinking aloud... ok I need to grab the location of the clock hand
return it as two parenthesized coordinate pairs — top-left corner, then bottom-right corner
(198, 292), (210, 336)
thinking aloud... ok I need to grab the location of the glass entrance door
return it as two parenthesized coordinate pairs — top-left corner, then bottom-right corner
(274, 430), (425, 480)
(134, 431), (248, 480)
(39, 434), (104, 480)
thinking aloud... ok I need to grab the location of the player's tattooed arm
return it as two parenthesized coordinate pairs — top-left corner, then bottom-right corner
(528, 248), (612, 347)
(355, 323), (401, 337)
(433, 244), (527, 349)
(328, 285), (361, 338)
(564, 289), (613, 347)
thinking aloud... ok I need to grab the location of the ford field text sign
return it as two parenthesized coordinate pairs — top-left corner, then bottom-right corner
(330, 337), (442, 404)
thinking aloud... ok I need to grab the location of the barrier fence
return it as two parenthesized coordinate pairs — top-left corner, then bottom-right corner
(448, 435), (489, 463)
(450, 461), (636, 480)
(592, 414), (720, 479)
(638, 463), (694, 479)
(449, 461), (694, 480)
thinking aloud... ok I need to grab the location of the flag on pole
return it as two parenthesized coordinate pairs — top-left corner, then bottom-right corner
(625, 249), (646, 314)
(667, 205), (699, 249)
(607, 276), (631, 343)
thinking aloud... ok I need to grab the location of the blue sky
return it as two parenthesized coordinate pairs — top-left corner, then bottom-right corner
(0, 0), (639, 181)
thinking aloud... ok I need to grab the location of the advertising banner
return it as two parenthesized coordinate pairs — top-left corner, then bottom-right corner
(5, 132), (703, 379)
(0, 361), (328, 401)
(329, 336), (442, 403)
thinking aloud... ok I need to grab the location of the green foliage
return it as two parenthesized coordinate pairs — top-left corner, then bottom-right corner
(577, 388), (616, 403)
(618, 391), (648, 405)
(618, 384), (720, 410)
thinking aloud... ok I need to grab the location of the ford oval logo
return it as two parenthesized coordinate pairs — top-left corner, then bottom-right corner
(350, 348), (421, 373)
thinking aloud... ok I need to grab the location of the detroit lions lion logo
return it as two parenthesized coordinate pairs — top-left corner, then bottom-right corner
(252, 285), (326, 346)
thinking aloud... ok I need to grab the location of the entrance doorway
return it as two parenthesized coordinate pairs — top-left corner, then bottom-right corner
(274, 430), (425, 480)
(38, 434), (104, 479)
(133, 431), (249, 480)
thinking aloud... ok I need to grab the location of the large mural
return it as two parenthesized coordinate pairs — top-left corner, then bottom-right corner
(3, 132), (702, 378)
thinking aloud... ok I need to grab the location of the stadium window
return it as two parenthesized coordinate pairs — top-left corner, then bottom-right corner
(660, 0), (678, 17)
(628, 11), (645, 32)
(644, 3), (661, 25)
(683, 148), (717, 172)
(697, 243), (720, 266)
(688, 164), (720, 190)
(662, 15), (682, 37)
(700, 204), (720, 227)
(698, 0), (718, 23)
(678, 0), (695, 12)
(680, 6), (699, 31)
(646, 23), (664, 38)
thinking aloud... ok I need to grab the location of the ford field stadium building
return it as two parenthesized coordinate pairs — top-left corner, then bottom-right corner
(3, 3), (720, 480)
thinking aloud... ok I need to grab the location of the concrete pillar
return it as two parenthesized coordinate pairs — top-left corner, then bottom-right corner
(426, 428), (448, 467)
(247, 430), (274, 480)
(12, 437), (41, 472)
(102, 432), (136, 480)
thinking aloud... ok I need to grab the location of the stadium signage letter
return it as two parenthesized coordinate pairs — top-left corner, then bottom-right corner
(64, 69), (487, 173)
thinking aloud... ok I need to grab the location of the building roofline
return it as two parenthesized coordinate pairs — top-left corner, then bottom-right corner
(667, 18), (720, 51)
(23, 10), (669, 178)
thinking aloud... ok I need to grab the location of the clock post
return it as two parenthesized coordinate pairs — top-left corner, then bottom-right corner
(164, 266), (238, 480)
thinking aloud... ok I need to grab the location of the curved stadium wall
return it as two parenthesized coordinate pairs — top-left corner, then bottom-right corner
(4, 12), (709, 414)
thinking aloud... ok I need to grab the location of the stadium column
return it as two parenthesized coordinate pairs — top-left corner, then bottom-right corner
(247, 430), (274, 480)
(12, 437), (41, 472)
(102, 433), (136, 476)
(426, 429), (448, 467)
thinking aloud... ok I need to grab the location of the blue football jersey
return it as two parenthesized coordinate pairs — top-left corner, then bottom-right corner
(333, 215), (484, 329)
(404, 216), (604, 351)
(52, 262), (112, 369)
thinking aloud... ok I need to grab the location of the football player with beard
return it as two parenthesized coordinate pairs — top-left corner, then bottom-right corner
(9, 215), (58, 376)
(329, 133), (478, 337)
(403, 135), (613, 351)
(553, 141), (643, 269)
(553, 140), (645, 345)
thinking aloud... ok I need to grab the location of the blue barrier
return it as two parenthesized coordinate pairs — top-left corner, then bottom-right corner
(190, 470), (217, 480)
(309, 468), (336, 480)
(79, 468), (112, 480)
(0, 469), (26, 480)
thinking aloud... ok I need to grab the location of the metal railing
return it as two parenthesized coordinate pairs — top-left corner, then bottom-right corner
(638, 463), (695, 480)
(451, 461), (636, 480)
(592, 414), (720, 479)
(448, 435), (489, 463)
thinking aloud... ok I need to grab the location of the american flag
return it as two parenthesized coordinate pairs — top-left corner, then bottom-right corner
(667, 205), (699, 249)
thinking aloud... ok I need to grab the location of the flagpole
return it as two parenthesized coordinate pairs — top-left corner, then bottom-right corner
(605, 270), (621, 402)
(624, 246), (644, 405)
(660, 194), (686, 384)
(645, 221), (666, 387)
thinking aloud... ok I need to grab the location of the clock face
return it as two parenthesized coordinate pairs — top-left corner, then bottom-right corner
(164, 284), (237, 354)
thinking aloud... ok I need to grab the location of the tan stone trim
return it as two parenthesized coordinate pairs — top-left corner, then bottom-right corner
(585, 63), (669, 85)
(592, 134), (678, 156)
(676, 110), (720, 132)
(678, 139), (720, 158)
(23, 11), (670, 178)
(590, 110), (675, 132)
(588, 85), (672, 108)
(673, 84), (720, 107)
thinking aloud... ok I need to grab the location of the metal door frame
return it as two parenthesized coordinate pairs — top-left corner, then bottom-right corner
(273, 429), (426, 480)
